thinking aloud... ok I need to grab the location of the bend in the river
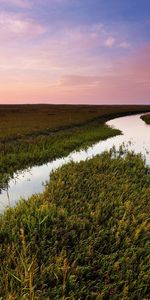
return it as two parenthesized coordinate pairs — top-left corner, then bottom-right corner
(0, 113), (150, 212)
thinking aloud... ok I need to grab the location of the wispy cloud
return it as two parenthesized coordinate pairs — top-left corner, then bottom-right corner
(48, 43), (150, 103)
(0, 0), (76, 9)
(0, 44), (150, 104)
(105, 37), (116, 48)
(104, 36), (131, 49)
(0, 12), (46, 40)
(0, 0), (32, 8)
(45, 24), (131, 52)
(0, 0), (149, 104)
(59, 75), (101, 87)
(118, 41), (131, 49)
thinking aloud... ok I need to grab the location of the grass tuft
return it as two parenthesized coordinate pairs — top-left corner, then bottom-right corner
(0, 151), (149, 299)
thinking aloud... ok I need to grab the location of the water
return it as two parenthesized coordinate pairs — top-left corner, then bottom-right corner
(0, 113), (150, 212)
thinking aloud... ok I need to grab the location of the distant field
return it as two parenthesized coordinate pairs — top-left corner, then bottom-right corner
(141, 113), (150, 124)
(0, 104), (150, 190)
(0, 104), (150, 139)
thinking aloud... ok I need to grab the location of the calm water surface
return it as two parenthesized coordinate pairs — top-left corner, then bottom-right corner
(0, 113), (150, 212)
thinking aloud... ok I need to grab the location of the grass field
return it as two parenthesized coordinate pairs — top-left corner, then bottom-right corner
(0, 105), (150, 140)
(0, 151), (149, 299)
(0, 104), (150, 190)
(0, 105), (150, 299)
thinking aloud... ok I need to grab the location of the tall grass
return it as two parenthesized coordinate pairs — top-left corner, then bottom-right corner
(0, 123), (120, 190)
(1, 104), (149, 140)
(1, 104), (150, 191)
(0, 151), (149, 299)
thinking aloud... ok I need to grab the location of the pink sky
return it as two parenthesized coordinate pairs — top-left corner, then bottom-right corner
(0, 0), (150, 104)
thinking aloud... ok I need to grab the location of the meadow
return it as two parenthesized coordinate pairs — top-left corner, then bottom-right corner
(0, 151), (149, 299)
(0, 105), (150, 299)
(0, 104), (150, 190)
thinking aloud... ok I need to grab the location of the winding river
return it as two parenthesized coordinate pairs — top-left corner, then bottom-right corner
(0, 113), (150, 212)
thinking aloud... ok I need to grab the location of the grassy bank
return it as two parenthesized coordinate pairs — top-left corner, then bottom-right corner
(141, 114), (150, 124)
(0, 151), (149, 299)
(0, 105), (150, 190)
(0, 123), (120, 190)
(1, 105), (150, 140)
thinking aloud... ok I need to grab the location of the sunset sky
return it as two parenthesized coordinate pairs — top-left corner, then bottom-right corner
(0, 0), (150, 104)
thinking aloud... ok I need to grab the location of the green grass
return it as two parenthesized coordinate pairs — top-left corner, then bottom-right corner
(0, 151), (149, 299)
(141, 114), (150, 124)
(0, 104), (150, 190)
(1, 105), (150, 140)
(0, 123), (120, 190)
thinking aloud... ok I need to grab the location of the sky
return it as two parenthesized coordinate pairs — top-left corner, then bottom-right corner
(0, 0), (150, 104)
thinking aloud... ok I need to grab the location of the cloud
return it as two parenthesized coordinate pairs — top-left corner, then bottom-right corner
(118, 41), (131, 49)
(0, 10), (147, 105)
(0, 0), (77, 9)
(104, 37), (131, 49)
(58, 23), (105, 50)
(0, 12), (46, 40)
(59, 75), (101, 87)
(48, 43), (150, 103)
(44, 24), (130, 53)
(125, 44), (150, 85)
(105, 36), (116, 48)
(0, 44), (150, 103)
(0, 0), (32, 8)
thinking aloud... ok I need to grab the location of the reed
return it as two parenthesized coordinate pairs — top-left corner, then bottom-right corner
(0, 150), (149, 299)
(1, 104), (150, 191)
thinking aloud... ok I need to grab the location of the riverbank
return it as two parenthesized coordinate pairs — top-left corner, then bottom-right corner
(0, 105), (150, 190)
(0, 151), (149, 299)
(141, 113), (150, 124)
(1, 112), (150, 212)
(0, 123), (120, 191)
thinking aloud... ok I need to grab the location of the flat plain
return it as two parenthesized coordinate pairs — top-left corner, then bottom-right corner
(0, 105), (150, 299)
(0, 104), (150, 190)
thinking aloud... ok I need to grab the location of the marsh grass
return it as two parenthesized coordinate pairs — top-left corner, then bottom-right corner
(1, 104), (150, 191)
(0, 123), (120, 191)
(0, 105), (149, 140)
(0, 151), (149, 299)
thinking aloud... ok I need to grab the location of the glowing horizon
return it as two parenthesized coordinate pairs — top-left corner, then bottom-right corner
(0, 0), (150, 104)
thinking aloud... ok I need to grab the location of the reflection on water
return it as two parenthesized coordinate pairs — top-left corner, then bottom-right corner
(0, 113), (150, 212)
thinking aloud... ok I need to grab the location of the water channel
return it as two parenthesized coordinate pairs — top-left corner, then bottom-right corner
(0, 113), (149, 212)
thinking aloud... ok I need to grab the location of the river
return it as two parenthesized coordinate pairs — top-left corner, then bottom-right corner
(0, 113), (149, 212)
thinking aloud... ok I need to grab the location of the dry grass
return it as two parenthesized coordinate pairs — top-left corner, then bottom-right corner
(0, 104), (150, 139)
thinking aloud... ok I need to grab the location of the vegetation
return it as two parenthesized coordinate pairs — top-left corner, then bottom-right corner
(0, 105), (150, 298)
(0, 151), (149, 299)
(0, 122), (120, 190)
(1, 105), (150, 140)
(0, 104), (150, 190)
(141, 113), (150, 124)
